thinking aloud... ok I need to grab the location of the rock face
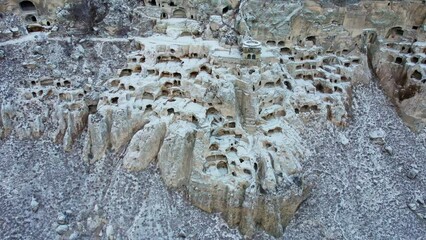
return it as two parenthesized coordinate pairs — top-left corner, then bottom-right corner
(0, 0), (425, 238)
(158, 121), (196, 188)
(370, 34), (426, 132)
(123, 118), (166, 171)
(0, 33), (360, 236)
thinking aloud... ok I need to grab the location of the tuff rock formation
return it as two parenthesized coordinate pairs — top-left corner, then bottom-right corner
(0, 0), (425, 238)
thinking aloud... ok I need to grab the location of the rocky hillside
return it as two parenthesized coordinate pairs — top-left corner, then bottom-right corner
(0, 0), (425, 239)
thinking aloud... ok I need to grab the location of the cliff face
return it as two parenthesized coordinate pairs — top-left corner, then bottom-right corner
(0, 0), (425, 239)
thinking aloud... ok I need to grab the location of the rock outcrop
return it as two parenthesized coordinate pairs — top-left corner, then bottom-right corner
(0, 0), (425, 238)
(0, 31), (363, 236)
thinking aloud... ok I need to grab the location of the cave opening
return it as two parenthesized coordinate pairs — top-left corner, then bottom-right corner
(20, 1), (36, 11)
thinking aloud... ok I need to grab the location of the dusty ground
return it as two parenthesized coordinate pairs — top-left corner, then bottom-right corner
(282, 82), (426, 240)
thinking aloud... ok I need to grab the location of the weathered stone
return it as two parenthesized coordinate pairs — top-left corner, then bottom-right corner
(384, 146), (393, 155)
(407, 168), (419, 180)
(30, 197), (39, 213)
(408, 203), (417, 211)
(0, 0), (425, 239)
(158, 121), (196, 188)
(123, 118), (167, 171)
(55, 225), (69, 235)
(369, 129), (386, 144)
(57, 213), (67, 225)
(106, 225), (114, 240)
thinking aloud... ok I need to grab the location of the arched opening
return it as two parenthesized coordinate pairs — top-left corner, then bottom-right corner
(190, 71), (198, 78)
(206, 107), (219, 115)
(386, 27), (404, 39)
(280, 47), (291, 55)
(395, 57), (403, 64)
(111, 97), (119, 104)
(109, 79), (119, 87)
(169, 1), (176, 6)
(209, 143), (219, 151)
(174, 72), (182, 79)
(167, 108), (175, 115)
(148, 0), (156, 6)
(88, 104), (97, 114)
(63, 80), (71, 87)
(172, 8), (186, 18)
(216, 161), (228, 175)
(305, 36), (316, 45)
(222, 6), (230, 14)
(161, 12), (167, 19)
(315, 83), (324, 93)
(142, 92), (154, 100)
(266, 40), (276, 46)
(20, 1), (36, 11)
(133, 65), (142, 73)
(411, 70), (422, 80)
(398, 85), (421, 101)
(200, 65), (210, 73)
(25, 14), (37, 22)
(251, 54), (256, 60)
(26, 24), (43, 32)
(119, 69), (132, 77)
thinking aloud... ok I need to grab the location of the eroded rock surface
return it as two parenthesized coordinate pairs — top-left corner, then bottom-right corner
(0, 0), (425, 238)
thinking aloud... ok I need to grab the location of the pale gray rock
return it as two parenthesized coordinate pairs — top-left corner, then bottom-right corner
(407, 168), (419, 180)
(57, 213), (67, 225)
(30, 197), (39, 213)
(55, 225), (69, 235)
(384, 146), (393, 155)
(0, 0), (425, 239)
(106, 225), (114, 240)
(123, 118), (167, 171)
(408, 203), (417, 211)
(369, 128), (386, 144)
(158, 121), (196, 188)
(339, 133), (349, 145)
(69, 232), (79, 240)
